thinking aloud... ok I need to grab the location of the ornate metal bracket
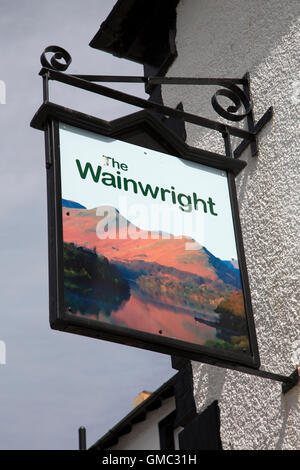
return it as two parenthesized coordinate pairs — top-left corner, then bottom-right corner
(41, 45), (72, 71)
(39, 46), (273, 161)
(35, 46), (299, 394)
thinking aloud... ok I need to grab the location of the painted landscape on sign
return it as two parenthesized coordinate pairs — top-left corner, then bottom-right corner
(62, 199), (250, 353)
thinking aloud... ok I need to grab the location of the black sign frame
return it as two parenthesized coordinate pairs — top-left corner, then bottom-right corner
(33, 102), (260, 370)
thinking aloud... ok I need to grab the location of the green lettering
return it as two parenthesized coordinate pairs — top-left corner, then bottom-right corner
(160, 188), (170, 202)
(101, 172), (116, 187)
(193, 192), (207, 212)
(124, 178), (138, 193)
(76, 159), (102, 183)
(178, 193), (192, 212)
(138, 182), (159, 199)
(207, 197), (218, 216)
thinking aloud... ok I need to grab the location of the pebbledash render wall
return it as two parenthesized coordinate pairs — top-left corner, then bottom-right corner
(162, 0), (300, 450)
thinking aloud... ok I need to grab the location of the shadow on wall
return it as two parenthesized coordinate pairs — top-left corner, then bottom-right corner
(192, 361), (300, 450)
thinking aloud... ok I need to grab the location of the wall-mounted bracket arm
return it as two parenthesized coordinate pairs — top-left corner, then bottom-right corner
(39, 46), (273, 161)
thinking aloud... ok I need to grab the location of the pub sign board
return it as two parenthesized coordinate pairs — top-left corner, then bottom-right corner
(32, 105), (260, 369)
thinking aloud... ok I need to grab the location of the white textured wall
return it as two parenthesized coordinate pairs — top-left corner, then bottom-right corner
(109, 397), (175, 450)
(163, 0), (300, 450)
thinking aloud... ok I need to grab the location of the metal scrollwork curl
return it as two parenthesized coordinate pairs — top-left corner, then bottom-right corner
(40, 46), (72, 71)
(211, 83), (252, 121)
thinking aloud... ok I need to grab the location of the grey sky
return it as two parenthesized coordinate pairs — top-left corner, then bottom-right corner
(0, 0), (173, 450)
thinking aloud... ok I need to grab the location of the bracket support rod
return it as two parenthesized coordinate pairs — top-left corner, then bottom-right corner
(40, 67), (259, 142)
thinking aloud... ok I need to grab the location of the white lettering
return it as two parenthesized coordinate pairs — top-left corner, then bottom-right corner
(0, 340), (6, 365)
(0, 81), (6, 104)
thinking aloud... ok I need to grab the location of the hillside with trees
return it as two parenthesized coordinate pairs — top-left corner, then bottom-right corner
(64, 242), (130, 316)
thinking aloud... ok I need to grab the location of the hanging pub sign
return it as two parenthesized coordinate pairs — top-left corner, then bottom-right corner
(29, 46), (300, 392)
(31, 101), (260, 369)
